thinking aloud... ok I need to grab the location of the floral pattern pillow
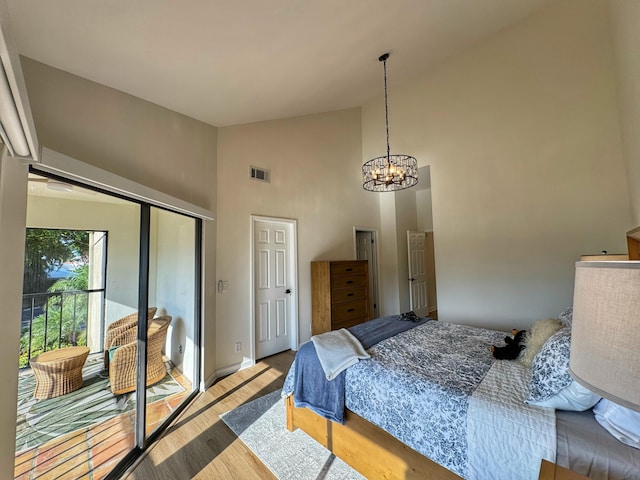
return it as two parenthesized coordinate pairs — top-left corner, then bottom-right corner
(527, 327), (573, 402)
(558, 307), (573, 328)
(398, 310), (420, 322)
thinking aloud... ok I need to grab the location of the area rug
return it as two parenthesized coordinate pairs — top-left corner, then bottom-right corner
(16, 355), (185, 452)
(221, 390), (365, 480)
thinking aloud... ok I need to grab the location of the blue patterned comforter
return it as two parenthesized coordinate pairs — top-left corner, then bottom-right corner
(345, 322), (505, 478)
(285, 315), (430, 423)
(285, 320), (506, 479)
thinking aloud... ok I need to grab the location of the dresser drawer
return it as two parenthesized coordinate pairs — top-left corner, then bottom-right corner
(330, 261), (367, 276)
(331, 274), (367, 290)
(332, 299), (368, 324)
(311, 260), (370, 335)
(331, 286), (367, 303)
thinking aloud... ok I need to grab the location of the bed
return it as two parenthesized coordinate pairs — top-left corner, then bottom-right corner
(282, 313), (640, 480)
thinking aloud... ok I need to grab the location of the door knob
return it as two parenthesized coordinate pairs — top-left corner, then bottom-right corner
(285, 289), (292, 294)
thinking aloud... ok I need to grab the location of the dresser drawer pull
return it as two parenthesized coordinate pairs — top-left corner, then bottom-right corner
(347, 308), (355, 312)
(347, 293), (354, 297)
(345, 268), (353, 272)
(346, 280), (354, 284)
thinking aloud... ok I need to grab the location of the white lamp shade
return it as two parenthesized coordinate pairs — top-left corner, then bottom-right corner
(569, 261), (640, 412)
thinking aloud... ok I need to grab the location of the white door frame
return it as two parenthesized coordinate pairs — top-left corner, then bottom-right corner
(407, 230), (429, 316)
(250, 215), (299, 364)
(353, 226), (381, 318)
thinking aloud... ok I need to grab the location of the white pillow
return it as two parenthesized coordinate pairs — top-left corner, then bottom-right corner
(527, 380), (600, 411)
(593, 399), (640, 449)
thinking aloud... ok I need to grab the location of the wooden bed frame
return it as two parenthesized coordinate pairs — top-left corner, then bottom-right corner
(285, 395), (462, 480)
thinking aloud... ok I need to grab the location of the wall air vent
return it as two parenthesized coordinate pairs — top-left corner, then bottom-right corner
(250, 166), (270, 183)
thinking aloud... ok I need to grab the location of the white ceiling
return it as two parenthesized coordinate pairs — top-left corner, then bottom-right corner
(7, 0), (555, 127)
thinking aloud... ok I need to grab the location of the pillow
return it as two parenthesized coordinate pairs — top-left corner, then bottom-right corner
(593, 399), (640, 449)
(520, 317), (563, 367)
(558, 307), (573, 328)
(108, 346), (119, 363)
(526, 380), (600, 411)
(398, 311), (420, 322)
(526, 328), (573, 402)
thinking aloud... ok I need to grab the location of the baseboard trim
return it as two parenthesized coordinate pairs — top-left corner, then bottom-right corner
(214, 362), (243, 380)
(207, 358), (259, 388)
(202, 371), (218, 390)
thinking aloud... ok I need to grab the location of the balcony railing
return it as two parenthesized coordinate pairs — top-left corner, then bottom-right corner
(20, 289), (105, 368)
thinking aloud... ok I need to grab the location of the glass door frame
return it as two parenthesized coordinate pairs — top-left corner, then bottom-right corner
(110, 202), (203, 479)
(29, 167), (203, 478)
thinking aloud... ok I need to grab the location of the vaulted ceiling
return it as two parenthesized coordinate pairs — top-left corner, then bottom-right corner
(7, 0), (555, 127)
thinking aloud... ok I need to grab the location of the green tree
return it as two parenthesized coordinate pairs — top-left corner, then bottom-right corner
(20, 230), (90, 367)
(19, 266), (90, 367)
(23, 229), (89, 294)
(48, 264), (89, 292)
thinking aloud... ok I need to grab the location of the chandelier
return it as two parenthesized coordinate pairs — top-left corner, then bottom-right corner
(362, 53), (418, 192)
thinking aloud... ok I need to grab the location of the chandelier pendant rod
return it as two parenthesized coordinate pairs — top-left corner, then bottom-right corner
(361, 52), (418, 192)
(380, 53), (391, 165)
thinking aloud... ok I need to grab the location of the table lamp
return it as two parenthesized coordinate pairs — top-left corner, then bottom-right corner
(569, 261), (640, 412)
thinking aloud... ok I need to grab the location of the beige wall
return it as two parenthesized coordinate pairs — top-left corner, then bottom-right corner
(215, 108), (378, 374)
(19, 58), (219, 386)
(0, 152), (28, 479)
(393, 188), (418, 314)
(378, 194), (400, 314)
(416, 189), (434, 232)
(377, 187), (429, 316)
(425, 232), (438, 312)
(152, 208), (197, 380)
(363, 0), (632, 330)
(610, 0), (640, 226)
(20, 58), (217, 210)
(0, 61), (218, 479)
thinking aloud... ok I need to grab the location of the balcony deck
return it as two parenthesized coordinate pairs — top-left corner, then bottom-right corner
(15, 353), (191, 480)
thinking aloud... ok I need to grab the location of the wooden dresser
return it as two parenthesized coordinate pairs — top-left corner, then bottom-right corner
(311, 260), (370, 335)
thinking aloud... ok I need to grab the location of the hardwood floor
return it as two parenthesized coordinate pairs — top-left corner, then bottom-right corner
(123, 350), (295, 480)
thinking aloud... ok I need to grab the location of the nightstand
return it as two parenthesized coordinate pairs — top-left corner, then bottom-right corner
(539, 460), (590, 480)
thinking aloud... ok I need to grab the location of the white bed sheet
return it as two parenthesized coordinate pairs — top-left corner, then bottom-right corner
(467, 360), (556, 480)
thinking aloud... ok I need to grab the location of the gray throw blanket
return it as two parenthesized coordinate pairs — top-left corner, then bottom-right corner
(311, 328), (370, 380)
(292, 314), (430, 424)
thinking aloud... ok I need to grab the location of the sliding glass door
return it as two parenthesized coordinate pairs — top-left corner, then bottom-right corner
(16, 171), (201, 480)
(144, 206), (199, 437)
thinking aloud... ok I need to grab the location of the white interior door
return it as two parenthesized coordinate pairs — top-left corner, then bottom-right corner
(355, 230), (379, 319)
(254, 219), (296, 359)
(407, 231), (429, 316)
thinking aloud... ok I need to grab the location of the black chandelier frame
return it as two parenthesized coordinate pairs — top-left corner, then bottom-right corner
(362, 53), (418, 192)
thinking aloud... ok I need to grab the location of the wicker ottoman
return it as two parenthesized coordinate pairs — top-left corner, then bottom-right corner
(29, 346), (90, 399)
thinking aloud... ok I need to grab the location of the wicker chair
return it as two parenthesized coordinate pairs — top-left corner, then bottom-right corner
(103, 307), (157, 368)
(108, 315), (171, 395)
